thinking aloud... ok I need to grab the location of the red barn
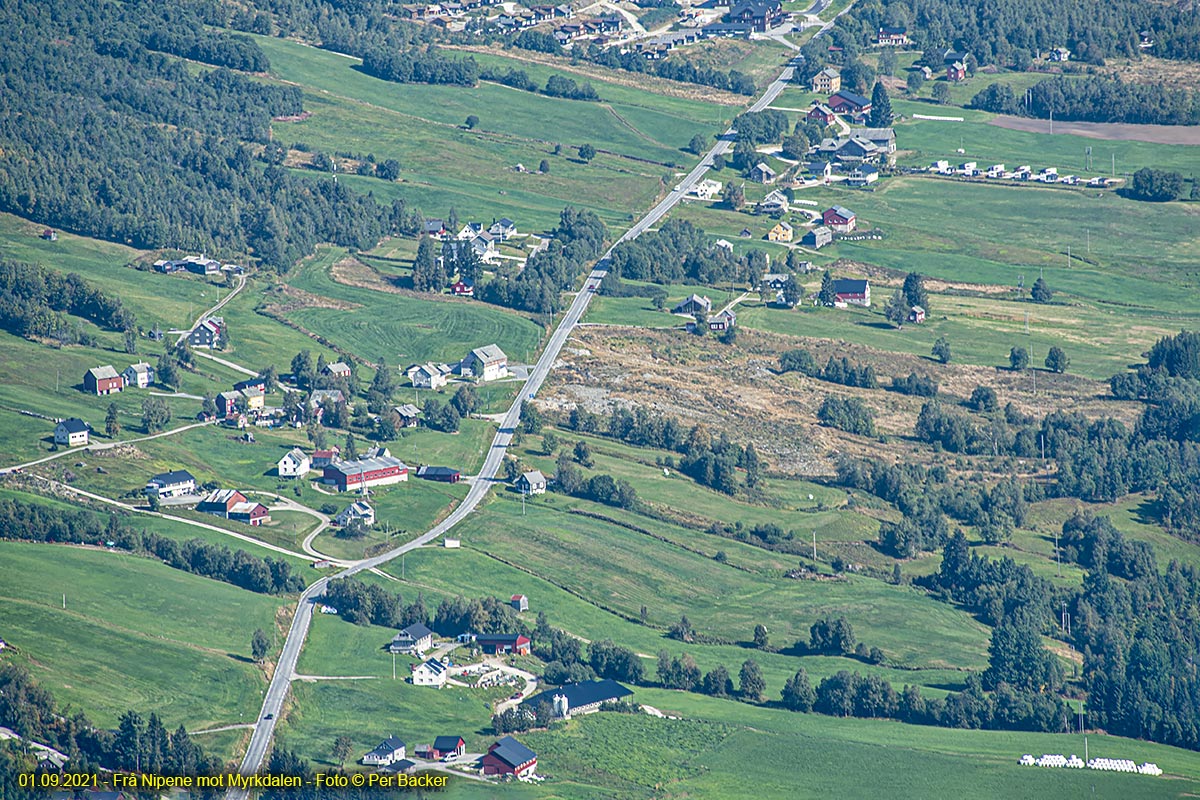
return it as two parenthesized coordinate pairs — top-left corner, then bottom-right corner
(828, 90), (871, 116)
(450, 280), (474, 297)
(807, 103), (836, 125)
(324, 455), (409, 492)
(84, 366), (124, 396)
(474, 633), (531, 655)
(482, 737), (537, 778)
(230, 502), (271, 526)
(822, 206), (857, 232)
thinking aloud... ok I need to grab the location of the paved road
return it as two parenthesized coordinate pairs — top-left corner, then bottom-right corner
(0, 419), (218, 476)
(228, 58), (800, 797)
(175, 274), (246, 348)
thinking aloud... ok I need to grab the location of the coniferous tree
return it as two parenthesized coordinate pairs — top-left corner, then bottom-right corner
(869, 81), (894, 128)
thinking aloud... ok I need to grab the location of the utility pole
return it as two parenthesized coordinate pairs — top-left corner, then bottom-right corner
(812, 532), (817, 561)
(392, 651), (396, 680)
(1054, 527), (1061, 577)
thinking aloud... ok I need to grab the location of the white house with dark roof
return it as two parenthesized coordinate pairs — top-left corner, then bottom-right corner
(54, 418), (91, 447)
(278, 448), (311, 478)
(489, 218), (517, 240)
(144, 470), (197, 499)
(362, 737), (407, 766)
(412, 657), (449, 688)
(334, 500), (375, 527)
(389, 622), (434, 655)
(462, 345), (508, 382)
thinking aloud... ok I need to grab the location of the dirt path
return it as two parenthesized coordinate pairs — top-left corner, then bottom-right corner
(988, 114), (1200, 145)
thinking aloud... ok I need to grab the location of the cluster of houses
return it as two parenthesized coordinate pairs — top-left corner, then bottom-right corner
(197, 488), (271, 526)
(753, 201), (858, 251)
(152, 254), (243, 277)
(359, 733), (538, 780)
(425, 218), (518, 267)
(702, 0), (785, 36)
(406, 344), (508, 387)
(928, 160), (1114, 187)
(671, 294), (737, 332)
(82, 362), (156, 396)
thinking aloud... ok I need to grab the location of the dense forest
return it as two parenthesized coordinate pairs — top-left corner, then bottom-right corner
(0, 259), (135, 344)
(0, 496), (305, 595)
(0, 0), (388, 270)
(834, 0), (1200, 66)
(970, 78), (1200, 125)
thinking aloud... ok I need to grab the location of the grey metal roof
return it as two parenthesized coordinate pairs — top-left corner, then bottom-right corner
(489, 736), (537, 768)
(523, 679), (632, 712)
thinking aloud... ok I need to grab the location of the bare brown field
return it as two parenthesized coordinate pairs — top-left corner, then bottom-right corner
(989, 114), (1200, 145)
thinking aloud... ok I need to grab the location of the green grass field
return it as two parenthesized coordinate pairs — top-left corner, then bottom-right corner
(0, 541), (281, 745)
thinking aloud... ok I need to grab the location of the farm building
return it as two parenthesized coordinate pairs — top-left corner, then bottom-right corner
(511, 594), (529, 612)
(389, 622), (434, 656)
(810, 67), (840, 94)
(229, 501), (271, 526)
(362, 737), (407, 766)
(380, 759), (418, 775)
(832, 278), (871, 307)
(54, 418), (91, 447)
(482, 737), (537, 778)
(407, 363), (452, 389)
(909, 305), (926, 323)
(846, 165), (880, 186)
(144, 470), (197, 499)
(462, 345), (508, 382)
(822, 206), (857, 232)
(475, 633), (531, 656)
(450, 279), (475, 297)
(121, 362), (155, 389)
(84, 366), (123, 396)
(828, 90), (872, 116)
(41, 228), (57, 241)
(523, 679), (633, 719)
(312, 447), (341, 469)
(848, 128), (896, 154)
(1049, 46), (1070, 62)
(412, 658), (449, 688)
(802, 226), (833, 249)
(278, 448), (311, 478)
(334, 500), (375, 527)
(323, 362), (352, 379)
(417, 466), (462, 483)
(216, 391), (243, 418)
(516, 470), (547, 495)
(807, 103), (837, 125)
(324, 454), (409, 492)
(946, 61), (967, 81)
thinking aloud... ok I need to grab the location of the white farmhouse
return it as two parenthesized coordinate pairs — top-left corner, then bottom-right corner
(277, 448), (311, 478)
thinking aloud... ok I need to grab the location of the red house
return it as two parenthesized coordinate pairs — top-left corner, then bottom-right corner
(229, 502), (271, 526)
(450, 280), (474, 297)
(822, 205), (857, 232)
(430, 736), (466, 759)
(474, 633), (531, 655)
(482, 737), (537, 778)
(84, 365), (124, 396)
(807, 103), (836, 125)
(946, 61), (967, 82)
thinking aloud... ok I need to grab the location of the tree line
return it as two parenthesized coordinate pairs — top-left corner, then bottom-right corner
(0, 496), (304, 595)
(971, 77), (1200, 126)
(0, 259), (135, 344)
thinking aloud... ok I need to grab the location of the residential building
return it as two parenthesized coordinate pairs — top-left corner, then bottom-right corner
(511, 594), (529, 612)
(54, 418), (91, 447)
(828, 90), (872, 115)
(278, 448), (311, 478)
(380, 759), (418, 775)
(475, 633), (531, 655)
(233, 377), (266, 393)
(390, 622), (435, 656)
(407, 363), (452, 390)
(832, 278), (871, 307)
(84, 366), (123, 396)
(946, 61), (967, 82)
(848, 128), (897, 154)
(216, 391), (243, 418)
(462, 345), (508, 382)
(412, 658), (449, 688)
(761, 273), (792, 293)
(308, 388), (346, 412)
(708, 309), (736, 332)
(457, 222), (483, 241)
(240, 386), (265, 410)
(516, 470), (547, 495)
(423, 220), (447, 238)
(810, 67), (841, 94)
(758, 189), (789, 215)
(1049, 46), (1071, 62)
(691, 178), (723, 200)
(325, 454), (410, 492)
(121, 362), (154, 389)
(188, 317), (224, 349)
(714, 238), (734, 252)
(802, 226), (833, 249)
(749, 162), (777, 184)
(362, 737), (407, 767)
(229, 501), (271, 526)
(312, 447), (341, 469)
(394, 404), (421, 428)
(144, 470), (197, 499)
(672, 294), (711, 316)
(430, 736), (466, 759)
(489, 218), (517, 240)
(807, 103), (837, 125)
(482, 737), (537, 778)
(334, 500), (375, 527)
(822, 206), (857, 232)
(417, 466), (462, 483)
(846, 165), (880, 186)
(875, 26), (908, 45)
(725, 0), (783, 31)
(523, 679), (633, 718)
(767, 221), (793, 242)
(41, 228), (57, 241)
(323, 362), (352, 380)
(909, 305), (926, 323)
(943, 49), (969, 65)
(450, 280), (474, 297)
